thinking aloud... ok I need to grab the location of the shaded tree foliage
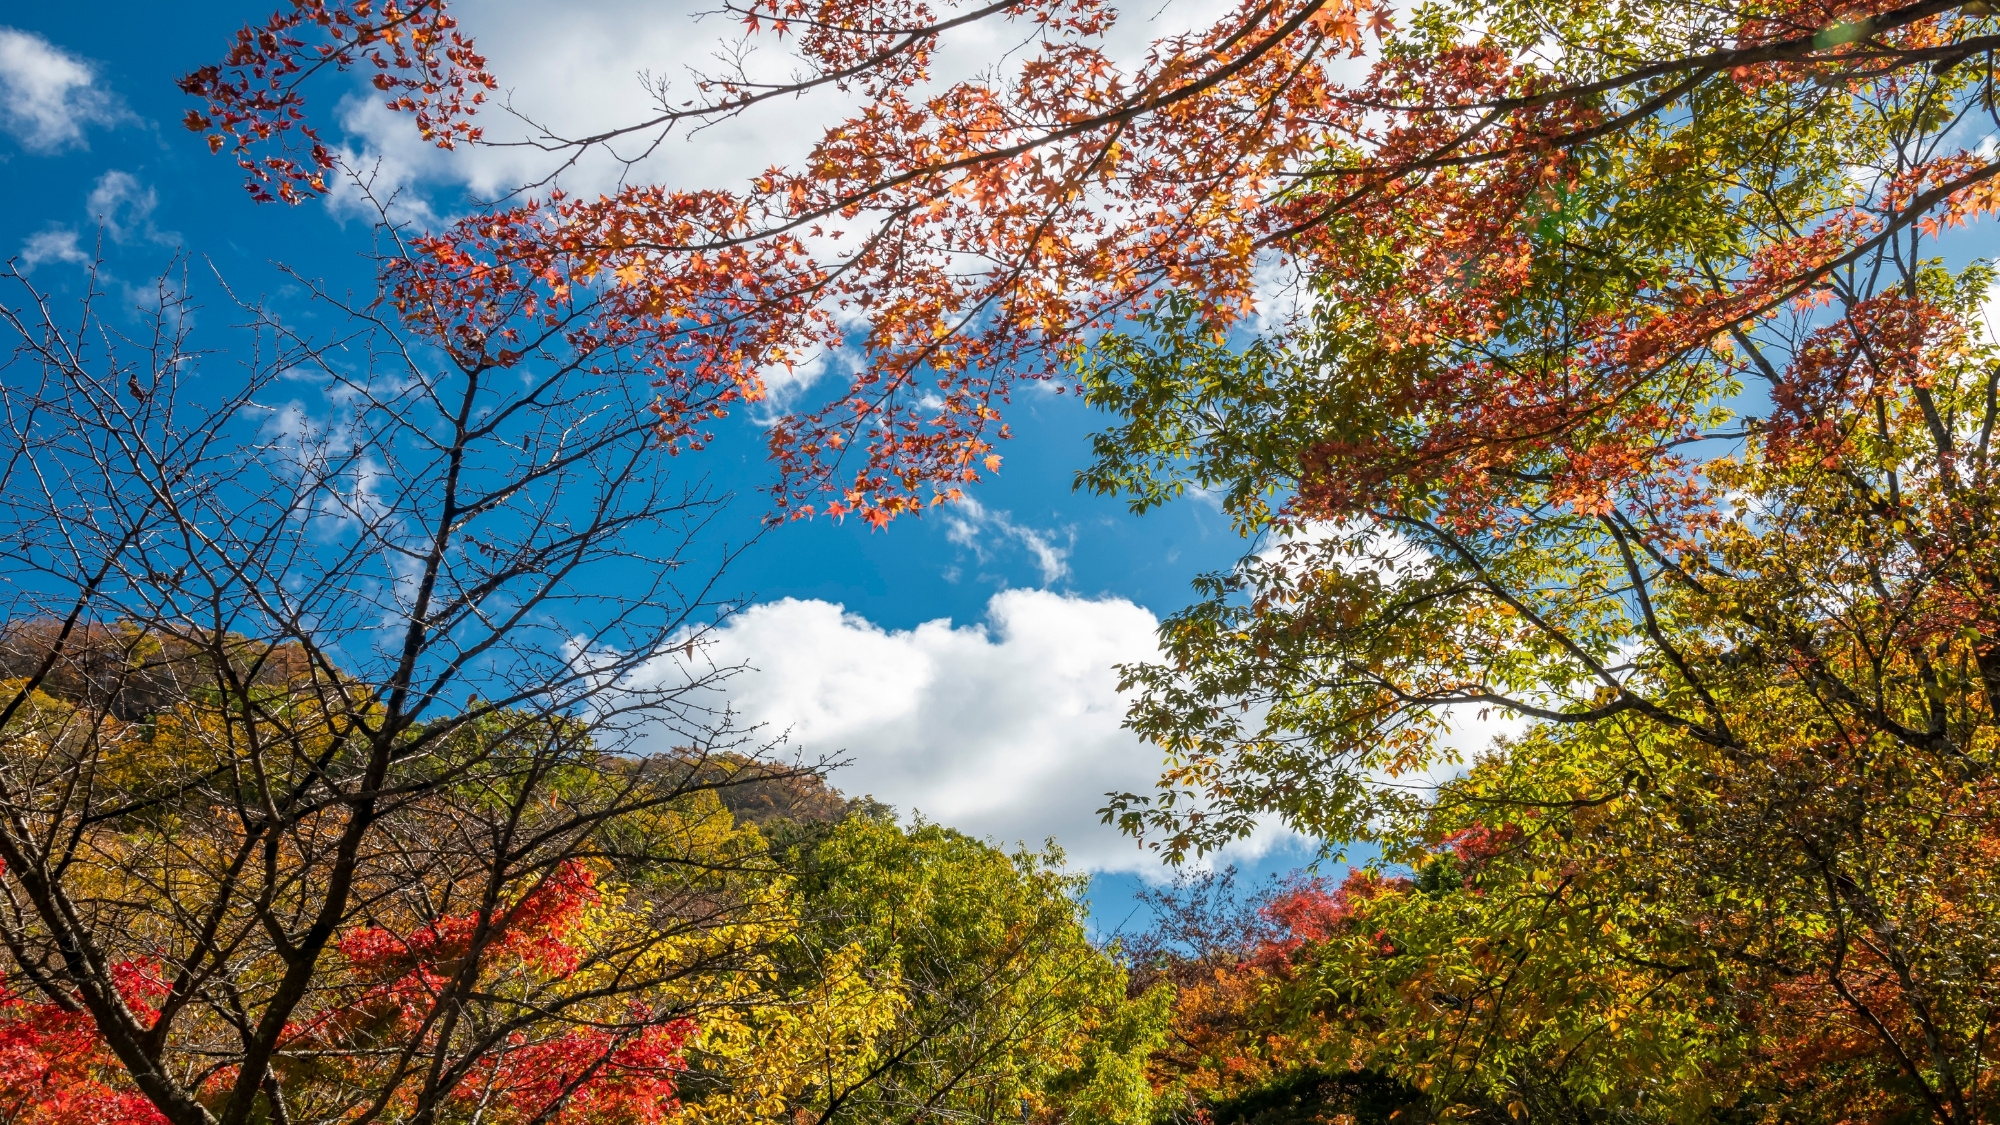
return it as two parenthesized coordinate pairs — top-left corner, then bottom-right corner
(1073, 0), (2000, 1118)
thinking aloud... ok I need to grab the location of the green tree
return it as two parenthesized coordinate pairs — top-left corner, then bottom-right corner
(1077, 0), (2000, 1119)
(780, 816), (1170, 1125)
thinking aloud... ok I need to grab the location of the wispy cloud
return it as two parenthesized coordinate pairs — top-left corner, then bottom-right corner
(0, 27), (126, 151)
(942, 495), (1071, 585)
(17, 228), (86, 270)
(87, 171), (173, 245)
(18, 171), (177, 272)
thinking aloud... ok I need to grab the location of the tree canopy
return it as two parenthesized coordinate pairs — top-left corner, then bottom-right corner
(180, 0), (2000, 522)
(1064, 0), (2000, 1119)
(0, 628), (1162, 1125)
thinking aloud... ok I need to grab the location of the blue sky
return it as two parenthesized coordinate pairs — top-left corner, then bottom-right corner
(0, 0), (1327, 928)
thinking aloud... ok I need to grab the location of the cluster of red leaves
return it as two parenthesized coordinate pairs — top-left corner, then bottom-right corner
(466, 1021), (694, 1125)
(0, 855), (176, 1122)
(1749, 980), (1914, 1125)
(286, 861), (694, 1125)
(334, 859), (602, 987)
(183, 0), (1394, 524)
(0, 959), (176, 1125)
(1736, 0), (1928, 50)
(184, 0), (2000, 530)
(0, 990), (168, 1125)
(387, 187), (829, 455)
(1441, 822), (1522, 866)
(1258, 881), (1349, 948)
(178, 0), (493, 203)
(1254, 870), (1407, 967)
(1196, 873), (1403, 978)
(1145, 869), (1409, 1110)
(0, 861), (689, 1124)
(1765, 292), (1962, 466)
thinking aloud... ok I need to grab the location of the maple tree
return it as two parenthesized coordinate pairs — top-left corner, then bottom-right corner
(177, 0), (2000, 528)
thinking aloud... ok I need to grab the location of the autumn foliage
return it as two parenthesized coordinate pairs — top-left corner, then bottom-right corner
(0, 239), (1163, 1125)
(180, 0), (2000, 533)
(174, 0), (1423, 522)
(0, 960), (171, 1125)
(295, 863), (695, 1125)
(0, 651), (1158, 1125)
(29, 0), (2000, 1121)
(177, 0), (493, 203)
(0, 858), (689, 1125)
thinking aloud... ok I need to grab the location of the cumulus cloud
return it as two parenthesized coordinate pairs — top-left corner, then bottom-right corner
(0, 27), (124, 151)
(624, 589), (1298, 874)
(942, 496), (1070, 585)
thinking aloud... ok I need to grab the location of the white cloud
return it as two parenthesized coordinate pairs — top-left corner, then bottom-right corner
(0, 27), (124, 151)
(86, 171), (172, 245)
(16, 171), (175, 272)
(943, 495), (1070, 584)
(323, 145), (440, 227)
(626, 589), (1295, 874)
(331, 0), (1257, 204)
(18, 227), (86, 270)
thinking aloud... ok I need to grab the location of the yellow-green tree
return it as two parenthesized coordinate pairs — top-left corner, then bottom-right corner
(1077, 0), (2000, 1118)
(778, 816), (1171, 1125)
